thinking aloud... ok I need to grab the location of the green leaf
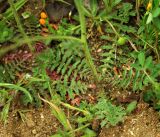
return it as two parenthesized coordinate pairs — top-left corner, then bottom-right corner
(152, 7), (160, 17)
(133, 71), (140, 91)
(153, 18), (160, 30)
(82, 128), (96, 137)
(126, 101), (137, 114)
(100, 119), (107, 127)
(153, 0), (159, 6)
(81, 6), (92, 17)
(0, 21), (13, 43)
(0, 83), (33, 103)
(138, 52), (145, 67)
(144, 56), (152, 69)
(114, 0), (122, 6)
(0, 98), (11, 124)
(143, 91), (154, 102)
(2, 0), (28, 21)
(146, 13), (153, 24)
(125, 69), (133, 88)
(90, 0), (98, 16)
(22, 11), (31, 19)
(143, 75), (150, 86)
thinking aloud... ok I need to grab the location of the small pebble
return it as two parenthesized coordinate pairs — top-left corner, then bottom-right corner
(32, 129), (37, 134)
(40, 113), (44, 119)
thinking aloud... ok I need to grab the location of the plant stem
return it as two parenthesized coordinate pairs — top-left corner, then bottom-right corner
(106, 19), (138, 51)
(105, 19), (120, 37)
(7, 0), (33, 51)
(60, 102), (90, 115)
(74, 0), (99, 82)
(31, 35), (82, 43)
(133, 33), (160, 60)
(0, 35), (82, 58)
(136, 0), (140, 24)
(68, 123), (90, 134)
(143, 70), (160, 92)
(0, 83), (33, 103)
(39, 95), (73, 132)
(154, 28), (160, 62)
(143, 70), (156, 85)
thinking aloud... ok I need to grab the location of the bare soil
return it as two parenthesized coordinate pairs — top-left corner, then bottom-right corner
(0, 106), (60, 137)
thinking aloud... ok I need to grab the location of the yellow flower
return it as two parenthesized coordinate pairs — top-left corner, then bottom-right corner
(40, 12), (47, 19)
(147, 2), (152, 11)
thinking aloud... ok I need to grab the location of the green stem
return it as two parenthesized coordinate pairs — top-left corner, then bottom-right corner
(47, 81), (54, 99)
(106, 19), (138, 51)
(60, 102), (90, 115)
(105, 19), (120, 37)
(143, 70), (160, 91)
(143, 70), (155, 85)
(154, 27), (160, 62)
(0, 35), (81, 58)
(39, 95), (73, 131)
(136, 0), (140, 24)
(0, 83), (33, 103)
(7, 0), (33, 51)
(133, 33), (159, 60)
(31, 35), (82, 43)
(68, 123), (90, 134)
(74, 0), (99, 82)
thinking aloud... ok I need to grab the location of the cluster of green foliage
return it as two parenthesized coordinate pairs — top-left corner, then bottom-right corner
(0, 0), (160, 136)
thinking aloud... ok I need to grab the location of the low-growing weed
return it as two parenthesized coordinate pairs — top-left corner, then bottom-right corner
(93, 98), (126, 127)
(78, 101), (123, 128)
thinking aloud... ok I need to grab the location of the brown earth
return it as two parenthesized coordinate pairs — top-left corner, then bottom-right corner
(0, 106), (60, 137)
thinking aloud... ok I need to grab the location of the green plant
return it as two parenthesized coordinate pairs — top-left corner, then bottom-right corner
(126, 101), (137, 114)
(103, 0), (122, 14)
(0, 89), (12, 124)
(93, 98), (126, 127)
(47, 18), (80, 36)
(0, 0), (99, 84)
(81, 128), (96, 137)
(33, 42), (89, 99)
(136, 0), (160, 62)
(145, 0), (160, 29)
(0, 21), (13, 43)
(39, 96), (73, 132)
(96, 2), (137, 77)
(77, 98), (127, 128)
(80, 0), (100, 26)
(0, 83), (32, 124)
(15, 109), (31, 122)
(74, 0), (99, 82)
(82, 0), (122, 21)
(7, 0), (33, 51)
(143, 88), (160, 109)
(114, 51), (160, 90)
(40, 95), (91, 137)
(111, 50), (160, 109)
(2, 0), (28, 22)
